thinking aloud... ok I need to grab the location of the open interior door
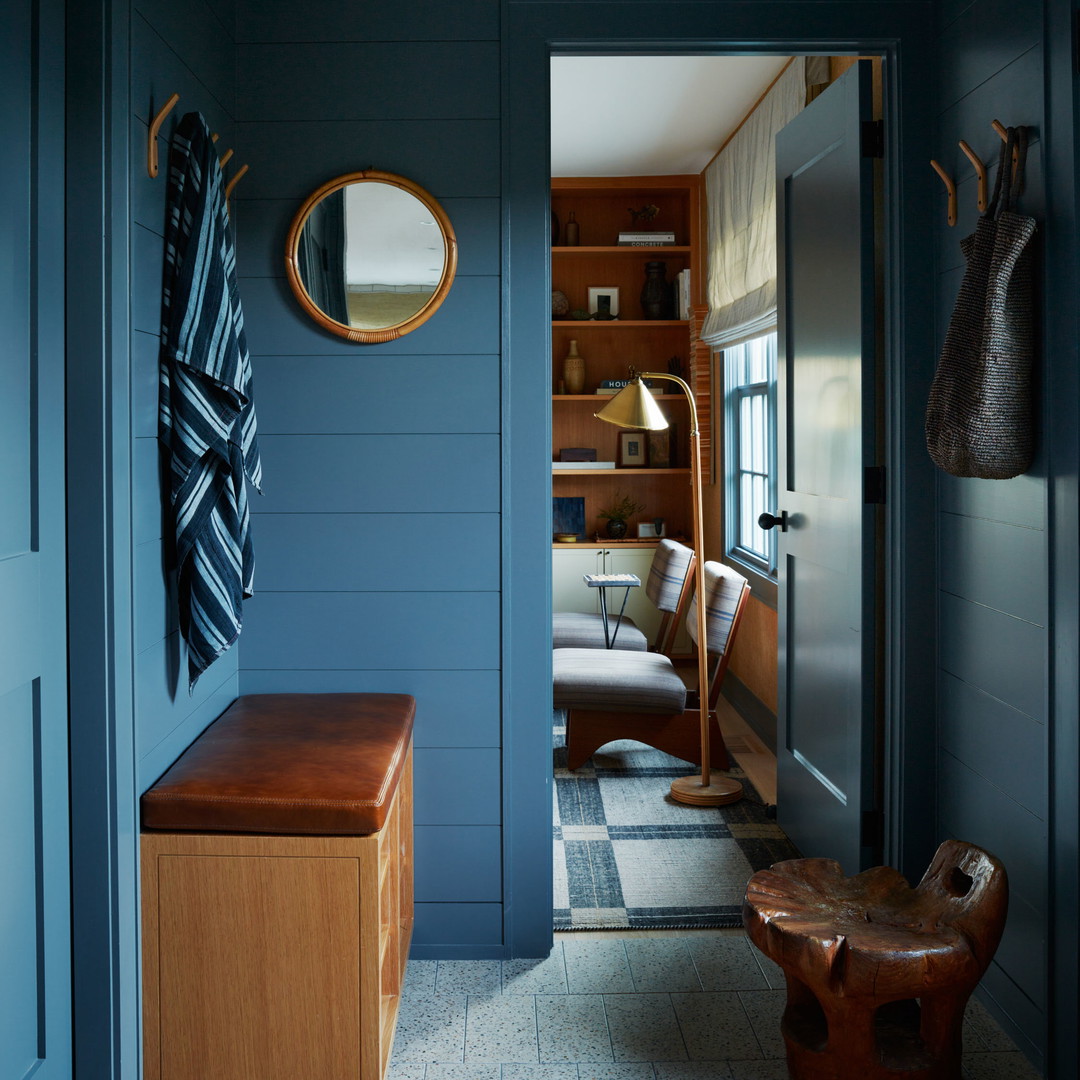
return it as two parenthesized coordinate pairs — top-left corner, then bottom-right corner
(772, 61), (881, 872)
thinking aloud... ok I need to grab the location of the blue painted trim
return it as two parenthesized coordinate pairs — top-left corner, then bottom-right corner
(410, 945), (508, 960)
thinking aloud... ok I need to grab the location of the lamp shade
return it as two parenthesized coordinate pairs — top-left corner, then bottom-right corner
(593, 379), (670, 431)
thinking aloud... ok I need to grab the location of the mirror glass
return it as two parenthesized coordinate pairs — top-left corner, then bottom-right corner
(285, 170), (458, 342)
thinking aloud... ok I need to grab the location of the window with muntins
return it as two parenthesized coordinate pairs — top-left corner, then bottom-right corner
(724, 332), (777, 580)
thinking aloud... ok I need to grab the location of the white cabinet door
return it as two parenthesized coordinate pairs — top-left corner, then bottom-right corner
(551, 547), (603, 614)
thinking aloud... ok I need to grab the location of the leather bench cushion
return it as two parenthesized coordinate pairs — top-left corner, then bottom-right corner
(552, 611), (648, 651)
(553, 648), (687, 714)
(141, 693), (415, 836)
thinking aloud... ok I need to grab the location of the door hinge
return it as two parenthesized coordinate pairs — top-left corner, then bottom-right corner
(861, 119), (884, 159)
(861, 809), (884, 849)
(864, 465), (887, 505)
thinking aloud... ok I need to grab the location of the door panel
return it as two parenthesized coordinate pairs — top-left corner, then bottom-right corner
(775, 62), (879, 872)
(0, 0), (71, 1074)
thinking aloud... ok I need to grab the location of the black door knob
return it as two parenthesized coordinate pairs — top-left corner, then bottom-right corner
(758, 511), (788, 532)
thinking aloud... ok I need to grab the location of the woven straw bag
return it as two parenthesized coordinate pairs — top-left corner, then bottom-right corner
(925, 127), (1037, 478)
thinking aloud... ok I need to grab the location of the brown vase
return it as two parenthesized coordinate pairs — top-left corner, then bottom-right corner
(563, 339), (585, 394)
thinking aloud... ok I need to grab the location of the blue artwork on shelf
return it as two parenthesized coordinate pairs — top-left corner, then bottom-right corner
(552, 496), (585, 540)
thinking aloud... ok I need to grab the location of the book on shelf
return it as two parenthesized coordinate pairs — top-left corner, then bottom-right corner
(617, 231), (676, 244)
(598, 378), (657, 390)
(673, 269), (691, 321)
(552, 460), (616, 469)
(594, 387), (664, 396)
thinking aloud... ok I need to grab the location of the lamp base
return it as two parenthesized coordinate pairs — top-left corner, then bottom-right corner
(670, 773), (743, 806)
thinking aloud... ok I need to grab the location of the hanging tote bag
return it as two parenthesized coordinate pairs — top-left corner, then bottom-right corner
(925, 127), (1037, 478)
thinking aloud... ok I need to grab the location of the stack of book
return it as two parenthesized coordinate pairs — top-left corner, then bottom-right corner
(673, 269), (691, 321)
(616, 231), (676, 247)
(594, 378), (662, 396)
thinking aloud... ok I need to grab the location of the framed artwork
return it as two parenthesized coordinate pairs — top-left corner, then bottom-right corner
(617, 431), (648, 468)
(648, 427), (674, 468)
(552, 496), (586, 540)
(587, 286), (620, 318)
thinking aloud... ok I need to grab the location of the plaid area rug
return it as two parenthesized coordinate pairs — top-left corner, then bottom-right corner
(553, 711), (800, 930)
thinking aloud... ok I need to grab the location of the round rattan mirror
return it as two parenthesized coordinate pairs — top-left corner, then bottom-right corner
(285, 170), (458, 343)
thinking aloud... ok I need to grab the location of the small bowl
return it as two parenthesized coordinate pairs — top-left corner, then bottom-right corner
(553, 533), (580, 543)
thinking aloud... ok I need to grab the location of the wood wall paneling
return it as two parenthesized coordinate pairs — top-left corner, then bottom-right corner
(726, 595), (778, 714)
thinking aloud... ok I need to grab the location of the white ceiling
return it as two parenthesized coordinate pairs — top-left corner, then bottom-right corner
(550, 56), (791, 177)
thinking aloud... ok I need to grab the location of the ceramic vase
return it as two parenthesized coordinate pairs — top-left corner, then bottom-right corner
(640, 260), (674, 320)
(564, 211), (580, 246)
(563, 339), (585, 394)
(605, 518), (628, 540)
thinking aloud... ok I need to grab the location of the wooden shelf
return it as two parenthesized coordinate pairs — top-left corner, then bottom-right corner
(552, 245), (691, 256)
(553, 467), (691, 476)
(553, 320), (688, 329)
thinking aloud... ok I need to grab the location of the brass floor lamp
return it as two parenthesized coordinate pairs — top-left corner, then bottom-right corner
(594, 373), (743, 806)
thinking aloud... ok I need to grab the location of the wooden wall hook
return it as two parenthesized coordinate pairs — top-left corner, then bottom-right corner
(224, 164), (249, 202)
(958, 140), (987, 211)
(147, 92), (180, 178)
(219, 148), (234, 168)
(930, 159), (957, 227)
(991, 119), (1021, 182)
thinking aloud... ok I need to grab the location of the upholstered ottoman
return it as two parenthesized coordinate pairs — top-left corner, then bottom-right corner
(140, 693), (415, 1080)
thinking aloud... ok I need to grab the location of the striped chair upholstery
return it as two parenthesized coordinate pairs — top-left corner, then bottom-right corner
(686, 561), (749, 656)
(643, 539), (695, 613)
(553, 649), (687, 714)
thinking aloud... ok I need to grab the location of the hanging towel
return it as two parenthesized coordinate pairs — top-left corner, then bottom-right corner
(160, 111), (262, 692)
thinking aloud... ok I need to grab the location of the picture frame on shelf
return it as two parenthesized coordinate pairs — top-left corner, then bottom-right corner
(587, 286), (620, 319)
(647, 427), (675, 468)
(617, 431), (649, 468)
(637, 520), (666, 539)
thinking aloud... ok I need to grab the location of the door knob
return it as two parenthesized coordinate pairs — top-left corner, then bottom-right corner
(758, 511), (788, 532)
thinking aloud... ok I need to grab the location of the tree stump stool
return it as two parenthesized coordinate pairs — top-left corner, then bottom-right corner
(742, 840), (1008, 1080)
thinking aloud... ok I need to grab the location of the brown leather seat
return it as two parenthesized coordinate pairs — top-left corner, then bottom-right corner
(141, 693), (415, 836)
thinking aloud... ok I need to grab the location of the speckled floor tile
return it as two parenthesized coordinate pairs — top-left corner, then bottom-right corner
(387, 1063), (427, 1080)
(536, 994), (613, 1063)
(653, 1063), (734, 1079)
(502, 1063), (580, 1080)
(725, 1061), (791, 1080)
(504, 945), (569, 995)
(670, 993), (762, 1061)
(734, 991), (785, 1060)
(465, 994), (540, 1063)
(576, 1064), (656, 1080)
(746, 948), (784, 990)
(438, 961), (504, 995)
(603, 994), (688, 1062)
(405, 960), (439, 995)
(563, 939), (635, 995)
(393, 994), (469, 1063)
(686, 937), (769, 993)
(624, 940), (702, 993)
(963, 1052), (1043, 1079)
(426, 1067), (501, 1080)
(963, 998), (1019, 1052)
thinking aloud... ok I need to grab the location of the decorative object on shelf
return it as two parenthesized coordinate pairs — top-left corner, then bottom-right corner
(648, 427), (674, 468)
(562, 339), (586, 394)
(597, 492), (645, 540)
(628, 203), (660, 225)
(553, 533), (580, 543)
(552, 290), (570, 317)
(571, 308), (591, 320)
(552, 209), (560, 246)
(559, 448), (597, 462)
(587, 286), (620, 319)
(637, 519), (666, 539)
(667, 355), (685, 378)
(594, 372), (743, 806)
(564, 211), (580, 246)
(616, 431), (649, 468)
(553, 496), (586, 541)
(640, 260), (675, 320)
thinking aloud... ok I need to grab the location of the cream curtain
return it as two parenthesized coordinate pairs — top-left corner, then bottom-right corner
(701, 56), (806, 347)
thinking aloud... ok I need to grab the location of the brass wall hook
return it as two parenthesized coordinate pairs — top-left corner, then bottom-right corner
(958, 141), (987, 211)
(224, 164), (249, 202)
(147, 92), (180, 178)
(930, 159), (957, 227)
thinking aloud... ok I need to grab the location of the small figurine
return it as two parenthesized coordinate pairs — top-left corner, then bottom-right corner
(628, 204), (660, 226)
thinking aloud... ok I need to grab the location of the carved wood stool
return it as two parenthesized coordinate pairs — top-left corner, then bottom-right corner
(742, 840), (1008, 1080)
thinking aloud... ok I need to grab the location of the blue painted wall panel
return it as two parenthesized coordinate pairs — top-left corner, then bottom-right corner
(132, 438), (164, 546)
(236, 668), (501, 747)
(241, 274), (500, 357)
(939, 512), (1047, 625)
(236, 0), (499, 43)
(256, 434), (500, 514)
(414, 826), (502, 901)
(134, 538), (177, 654)
(236, 196), (500, 281)
(233, 120), (500, 201)
(131, 332), (160, 439)
(240, 591), (500, 670)
(411, 904), (503, 949)
(131, 223), (165, 335)
(936, 470), (1046, 529)
(237, 43), (499, 122)
(253, 514), (500, 592)
(253, 354), (501, 435)
(414, 749), (502, 825)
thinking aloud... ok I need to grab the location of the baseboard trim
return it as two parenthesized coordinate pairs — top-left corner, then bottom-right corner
(722, 674), (777, 754)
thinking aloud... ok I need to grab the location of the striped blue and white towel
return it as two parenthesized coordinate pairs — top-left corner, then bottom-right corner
(160, 111), (262, 692)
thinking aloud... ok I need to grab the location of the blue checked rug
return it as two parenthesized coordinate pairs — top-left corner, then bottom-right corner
(553, 711), (800, 930)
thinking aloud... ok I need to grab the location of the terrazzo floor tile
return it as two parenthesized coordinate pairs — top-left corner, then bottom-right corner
(726, 1061), (792, 1080)
(624, 940), (702, 994)
(465, 994), (540, 1063)
(504, 945), (569, 995)
(747, 949), (784, 990)
(387, 1064), (427, 1080)
(686, 936), (770, 992)
(670, 992), (763, 1061)
(963, 999), (1019, 1052)
(575, 1064), (656, 1080)
(734, 991), (786, 1060)
(404, 960), (439, 995)
(603, 993), (688, 1062)
(394, 994), (469, 1063)
(426, 1066), (501, 1080)
(536, 995), (613, 1063)
(563, 938), (635, 994)
(503, 1064), (580, 1080)
(653, 1063), (735, 1080)
(963, 1052), (1043, 1080)
(438, 960), (504, 995)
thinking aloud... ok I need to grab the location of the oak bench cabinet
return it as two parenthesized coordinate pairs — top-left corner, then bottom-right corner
(140, 694), (415, 1080)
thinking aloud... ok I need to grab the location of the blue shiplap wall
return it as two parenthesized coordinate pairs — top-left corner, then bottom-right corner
(129, 0), (241, 792)
(933, 0), (1048, 1064)
(232, 0), (505, 953)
